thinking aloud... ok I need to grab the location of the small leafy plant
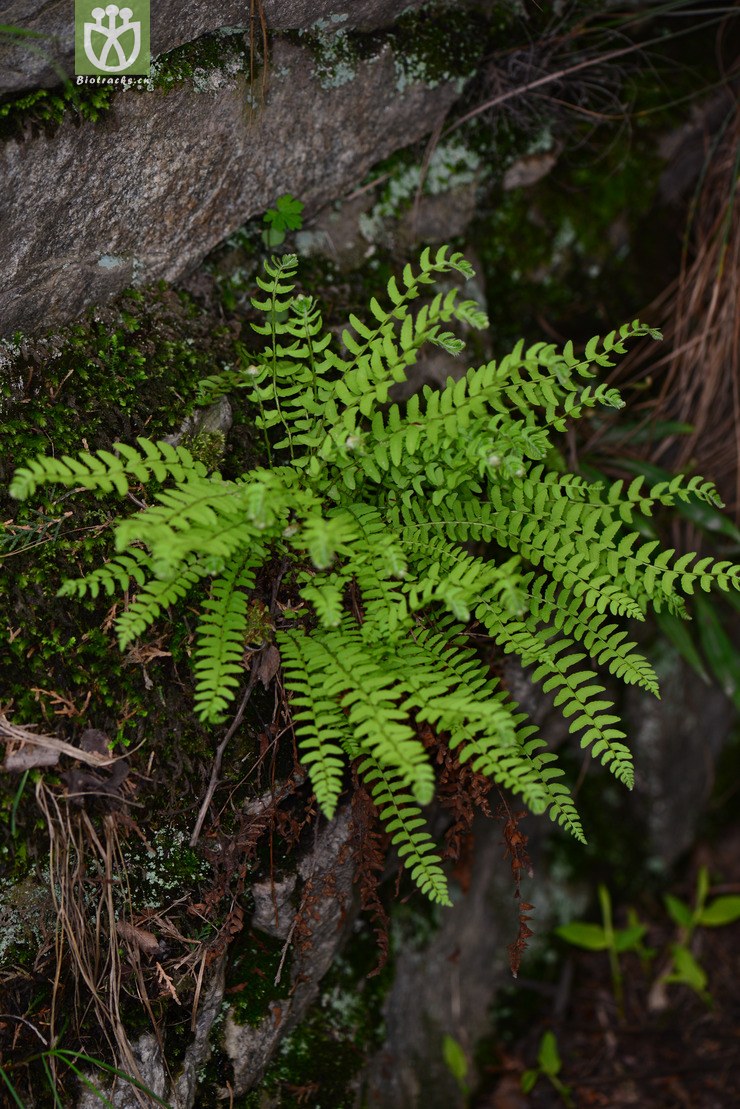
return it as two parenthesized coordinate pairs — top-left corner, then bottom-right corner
(10, 248), (740, 906)
(261, 193), (305, 247)
(660, 866), (740, 1002)
(442, 1034), (470, 1101)
(521, 1030), (573, 1107)
(557, 868), (740, 1011)
(556, 884), (648, 1016)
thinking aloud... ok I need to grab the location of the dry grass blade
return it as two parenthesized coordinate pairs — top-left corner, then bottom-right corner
(653, 99), (740, 519)
(582, 93), (739, 528)
(33, 780), (152, 1107)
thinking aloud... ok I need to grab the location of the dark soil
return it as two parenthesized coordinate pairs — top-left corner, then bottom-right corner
(478, 825), (740, 1109)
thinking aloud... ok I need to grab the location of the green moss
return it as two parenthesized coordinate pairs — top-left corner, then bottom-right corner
(146, 28), (250, 94)
(0, 285), (232, 469)
(389, 3), (486, 94)
(226, 928), (291, 1027)
(237, 919), (392, 1108)
(358, 136), (484, 245)
(0, 875), (53, 966)
(296, 16), (369, 91)
(124, 827), (211, 910)
(0, 27), (254, 141)
(0, 283), (253, 870)
(0, 82), (115, 141)
(188, 429), (228, 471)
(294, 0), (485, 93)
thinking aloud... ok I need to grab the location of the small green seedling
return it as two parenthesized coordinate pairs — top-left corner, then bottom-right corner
(521, 1030), (573, 1107)
(262, 193), (304, 247)
(661, 866), (740, 1003)
(556, 885), (648, 1017)
(442, 1034), (470, 1101)
(626, 905), (657, 975)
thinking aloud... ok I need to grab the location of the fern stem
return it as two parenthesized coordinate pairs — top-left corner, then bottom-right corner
(255, 390), (273, 466)
(269, 306), (294, 461)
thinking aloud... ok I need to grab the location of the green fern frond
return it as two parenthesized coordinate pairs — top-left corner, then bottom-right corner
(401, 625), (585, 841)
(57, 548), (151, 600)
(115, 558), (211, 650)
(522, 572), (659, 695)
(12, 248), (740, 910)
(279, 631), (349, 819)
(278, 624), (435, 807)
(10, 439), (206, 500)
(481, 603), (634, 789)
(358, 755), (451, 906)
(192, 555), (261, 723)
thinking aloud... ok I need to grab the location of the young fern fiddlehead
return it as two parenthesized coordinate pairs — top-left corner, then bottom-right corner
(11, 246), (740, 905)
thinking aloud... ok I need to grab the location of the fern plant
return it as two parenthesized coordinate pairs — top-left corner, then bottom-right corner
(11, 248), (740, 905)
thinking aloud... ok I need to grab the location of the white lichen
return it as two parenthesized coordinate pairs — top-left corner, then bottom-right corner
(0, 876), (51, 963)
(360, 139), (484, 243)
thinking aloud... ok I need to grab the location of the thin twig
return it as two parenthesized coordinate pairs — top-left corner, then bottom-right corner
(0, 1014), (48, 1047)
(0, 714), (123, 768)
(190, 670), (260, 847)
(410, 117), (445, 238)
(446, 20), (732, 137)
(343, 172), (391, 203)
(273, 914), (299, 988)
(190, 952), (208, 1033)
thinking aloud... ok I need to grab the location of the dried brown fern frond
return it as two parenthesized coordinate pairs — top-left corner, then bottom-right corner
(349, 778), (390, 975)
(496, 799), (534, 979)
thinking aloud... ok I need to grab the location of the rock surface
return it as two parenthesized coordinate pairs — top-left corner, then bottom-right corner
(625, 645), (734, 868)
(360, 811), (531, 1109)
(0, 0), (427, 95)
(223, 807), (357, 1096)
(76, 807), (356, 1108)
(1, 35), (462, 337)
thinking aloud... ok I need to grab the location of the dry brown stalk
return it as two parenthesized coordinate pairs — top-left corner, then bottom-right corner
(582, 95), (739, 529)
(654, 100), (740, 519)
(33, 781), (153, 1105)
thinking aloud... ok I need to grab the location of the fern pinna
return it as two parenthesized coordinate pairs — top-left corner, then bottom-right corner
(11, 248), (740, 906)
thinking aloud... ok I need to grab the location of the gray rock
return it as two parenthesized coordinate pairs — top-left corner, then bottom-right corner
(165, 396), (233, 447)
(224, 806), (357, 1095)
(77, 1034), (167, 1109)
(73, 807), (356, 1106)
(174, 960), (227, 1109)
(296, 181), (481, 273)
(265, 0), (427, 32)
(0, 0), (426, 96)
(1, 36), (462, 337)
(360, 811), (546, 1109)
(75, 980), (227, 1109)
(625, 644), (733, 868)
(250, 873), (298, 939)
(658, 88), (737, 205)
